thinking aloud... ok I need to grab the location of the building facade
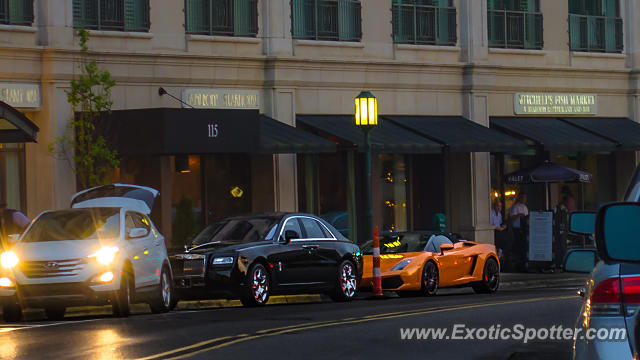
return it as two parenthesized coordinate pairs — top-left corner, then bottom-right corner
(1, 0), (639, 245)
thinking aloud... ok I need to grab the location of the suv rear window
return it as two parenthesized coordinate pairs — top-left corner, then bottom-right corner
(22, 208), (121, 242)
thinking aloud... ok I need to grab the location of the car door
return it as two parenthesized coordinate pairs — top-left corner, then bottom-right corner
(132, 212), (160, 286)
(269, 217), (313, 288)
(298, 216), (340, 286)
(125, 212), (153, 288)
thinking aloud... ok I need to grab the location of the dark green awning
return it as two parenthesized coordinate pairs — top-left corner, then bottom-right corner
(0, 100), (38, 143)
(296, 115), (443, 154)
(491, 117), (617, 154)
(561, 117), (640, 151)
(259, 115), (336, 153)
(384, 116), (528, 153)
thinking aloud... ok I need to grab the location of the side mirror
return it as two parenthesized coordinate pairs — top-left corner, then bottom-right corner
(282, 230), (300, 243)
(563, 249), (597, 273)
(7, 234), (20, 244)
(439, 243), (454, 255)
(569, 212), (596, 235)
(128, 228), (148, 239)
(595, 202), (640, 263)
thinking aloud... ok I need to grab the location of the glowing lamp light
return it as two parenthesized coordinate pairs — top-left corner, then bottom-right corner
(354, 91), (378, 127)
(0, 251), (18, 269)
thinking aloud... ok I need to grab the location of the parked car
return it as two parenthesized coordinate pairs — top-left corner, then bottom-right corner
(566, 165), (640, 360)
(170, 212), (362, 307)
(320, 211), (350, 239)
(0, 184), (174, 321)
(359, 231), (500, 296)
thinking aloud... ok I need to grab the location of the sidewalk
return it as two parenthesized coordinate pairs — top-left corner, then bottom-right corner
(1, 272), (587, 319)
(500, 271), (589, 290)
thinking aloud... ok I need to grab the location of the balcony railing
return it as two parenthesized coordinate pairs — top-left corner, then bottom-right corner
(291, 0), (362, 42)
(0, 0), (34, 26)
(488, 9), (543, 49)
(73, 0), (150, 32)
(569, 14), (622, 53)
(392, 3), (457, 45)
(186, 0), (258, 37)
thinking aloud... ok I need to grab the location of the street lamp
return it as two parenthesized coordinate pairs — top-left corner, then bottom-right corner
(355, 91), (382, 297)
(354, 91), (378, 244)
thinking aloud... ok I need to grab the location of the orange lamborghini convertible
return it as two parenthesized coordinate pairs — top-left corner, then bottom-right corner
(360, 232), (500, 296)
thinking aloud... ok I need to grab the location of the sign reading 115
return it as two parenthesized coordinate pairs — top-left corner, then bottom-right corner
(208, 124), (219, 138)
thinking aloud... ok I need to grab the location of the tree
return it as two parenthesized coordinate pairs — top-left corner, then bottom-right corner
(49, 29), (119, 189)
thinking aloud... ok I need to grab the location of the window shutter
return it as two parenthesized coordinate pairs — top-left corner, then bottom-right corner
(234, 0), (249, 36)
(338, 0), (360, 41)
(568, 0), (581, 14)
(291, 0), (312, 38)
(435, 0), (450, 44)
(124, 0), (149, 31)
(185, 0), (209, 34)
(8, 0), (33, 25)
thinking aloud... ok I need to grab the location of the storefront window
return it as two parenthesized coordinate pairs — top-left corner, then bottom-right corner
(203, 154), (252, 223)
(0, 143), (25, 211)
(172, 155), (202, 244)
(379, 154), (408, 233)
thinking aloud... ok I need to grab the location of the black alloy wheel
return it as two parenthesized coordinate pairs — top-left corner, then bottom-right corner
(473, 258), (500, 294)
(421, 261), (439, 296)
(240, 263), (270, 307)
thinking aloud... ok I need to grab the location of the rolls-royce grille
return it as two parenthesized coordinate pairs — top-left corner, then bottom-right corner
(20, 259), (86, 278)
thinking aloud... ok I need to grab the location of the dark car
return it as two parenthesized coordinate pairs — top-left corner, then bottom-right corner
(170, 212), (363, 307)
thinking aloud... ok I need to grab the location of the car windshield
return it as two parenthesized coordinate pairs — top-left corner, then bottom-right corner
(22, 208), (121, 242)
(361, 233), (427, 254)
(191, 217), (280, 245)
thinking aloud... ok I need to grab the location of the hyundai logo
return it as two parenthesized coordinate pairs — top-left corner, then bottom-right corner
(43, 262), (59, 270)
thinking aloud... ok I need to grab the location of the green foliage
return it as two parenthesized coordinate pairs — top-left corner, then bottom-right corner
(172, 197), (199, 247)
(48, 29), (119, 189)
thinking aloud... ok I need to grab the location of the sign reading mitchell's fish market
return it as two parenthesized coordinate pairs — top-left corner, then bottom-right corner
(514, 93), (597, 115)
(182, 89), (260, 110)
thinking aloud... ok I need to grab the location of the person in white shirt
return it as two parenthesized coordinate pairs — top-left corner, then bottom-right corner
(491, 200), (507, 261)
(509, 193), (529, 271)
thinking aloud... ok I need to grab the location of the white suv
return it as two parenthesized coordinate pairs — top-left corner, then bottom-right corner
(0, 184), (174, 321)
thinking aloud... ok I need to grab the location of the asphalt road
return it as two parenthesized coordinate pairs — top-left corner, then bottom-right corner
(0, 286), (582, 360)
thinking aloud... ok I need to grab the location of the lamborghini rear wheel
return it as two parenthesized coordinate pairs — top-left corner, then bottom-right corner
(473, 257), (500, 294)
(420, 262), (439, 296)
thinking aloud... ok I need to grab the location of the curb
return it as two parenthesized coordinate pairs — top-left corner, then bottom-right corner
(0, 294), (323, 318)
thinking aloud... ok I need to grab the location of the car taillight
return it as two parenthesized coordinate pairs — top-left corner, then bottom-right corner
(590, 276), (640, 316)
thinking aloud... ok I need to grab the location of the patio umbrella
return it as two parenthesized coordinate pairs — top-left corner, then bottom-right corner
(504, 161), (593, 209)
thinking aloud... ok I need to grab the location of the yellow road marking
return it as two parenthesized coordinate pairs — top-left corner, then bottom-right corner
(137, 295), (577, 360)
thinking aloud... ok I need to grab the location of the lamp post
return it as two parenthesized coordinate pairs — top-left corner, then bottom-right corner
(354, 91), (382, 297)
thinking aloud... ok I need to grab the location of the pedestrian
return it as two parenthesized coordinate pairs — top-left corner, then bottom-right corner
(0, 203), (30, 250)
(509, 193), (529, 272)
(491, 199), (508, 260)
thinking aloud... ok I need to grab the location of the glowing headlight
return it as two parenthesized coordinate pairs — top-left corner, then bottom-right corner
(0, 251), (18, 269)
(0, 277), (13, 287)
(212, 257), (234, 265)
(88, 246), (119, 265)
(391, 259), (413, 271)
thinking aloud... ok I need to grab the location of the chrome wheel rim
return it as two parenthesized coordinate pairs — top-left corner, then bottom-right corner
(423, 264), (438, 294)
(161, 271), (171, 308)
(252, 266), (268, 304)
(485, 260), (499, 290)
(340, 263), (357, 298)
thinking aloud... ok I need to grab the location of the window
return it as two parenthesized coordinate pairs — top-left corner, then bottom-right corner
(185, 0), (258, 37)
(569, 0), (622, 53)
(392, 0), (457, 46)
(0, 0), (33, 26)
(291, 0), (362, 41)
(487, 0), (543, 49)
(300, 218), (326, 238)
(73, 0), (150, 32)
(282, 218), (303, 239)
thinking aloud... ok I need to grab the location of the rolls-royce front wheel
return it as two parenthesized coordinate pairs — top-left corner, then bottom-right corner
(240, 263), (270, 307)
(329, 260), (358, 302)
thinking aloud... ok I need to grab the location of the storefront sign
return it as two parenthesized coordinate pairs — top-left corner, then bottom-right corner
(514, 93), (597, 115)
(529, 211), (553, 262)
(0, 83), (40, 108)
(182, 89), (260, 110)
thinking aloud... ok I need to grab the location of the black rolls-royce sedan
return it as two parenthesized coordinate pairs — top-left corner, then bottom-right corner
(170, 213), (363, 307)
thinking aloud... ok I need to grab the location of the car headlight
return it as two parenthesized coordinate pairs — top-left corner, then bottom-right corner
(88, 246), (119, 265)
(391, 259), (412, 271)
(0, 251), (18, 269)
(212, 256), (234, 265)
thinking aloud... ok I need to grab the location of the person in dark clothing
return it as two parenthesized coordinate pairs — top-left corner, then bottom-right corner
(0, 203), (30, 250)
(509, 193), (529, 272)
